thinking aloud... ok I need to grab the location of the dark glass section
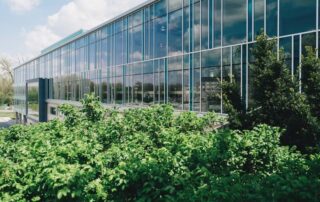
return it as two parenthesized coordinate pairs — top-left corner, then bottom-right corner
(132, 63), (143, 104)
(183, 55), (190, 110)
(279, 36), (293, 70)
(214, 0), (221, 47)
(27, 82), (39, 118)
(266, 0), (277, 37)
(222, 47), (231, 113)
(192, 53), (201, 111)
(154, 59), (165, 104)
(169, 9), (183, 56)
(183, 6), (190, 53)
(168, 56), (183, 109)
(201, 49), (221, 112)
(208, 0), (213, 48)
(302, 32), (316, 55)
(248, 0), (253, 41)
(223, 0), (247, 45)
(293, 35), (300, 76)
(143, 61), (154, 104)
(201, 0), (209, 50)
(280, 0), (316, 36)
(254, 0), (264, 38)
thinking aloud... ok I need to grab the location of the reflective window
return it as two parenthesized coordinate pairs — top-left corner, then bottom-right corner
(89, 43), (96, 70)
(169, 9), (183, 56)
(279, 36), (293, 69)
(169, 0), (182, 12)
(201, 0), (209, 50)
(129, 25), (143, 62)
(193, 2), (201, 51)
(183, 55), (190, 110)
(248, 0), (253, 41)
(302, 32), (316, 56)
(154, 16), (167, 58)
(201, 49), (221, 112)
(154, 59), (165, 104)
(27, 82), (39, 118)
(223, 0), (247, 45)
(266, 0), (277, 37)
(154, 0), (167, 18)
(280, 0), (316, 36)
(214, 0), (221, 47)
(144, 61), (154, 104)
(254, 0), (264, 38)
(115, 32), (123, 65)
(192, 53), (201, 111)
(183, 6), (190, 53)
(115, 76), (123, 104)
(168, 70), (183, 109)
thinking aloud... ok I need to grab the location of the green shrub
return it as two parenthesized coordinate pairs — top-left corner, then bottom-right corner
(0, 96), (319, 201)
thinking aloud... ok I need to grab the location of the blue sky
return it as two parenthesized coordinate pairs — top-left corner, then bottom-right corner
(0, 0), (147, 66)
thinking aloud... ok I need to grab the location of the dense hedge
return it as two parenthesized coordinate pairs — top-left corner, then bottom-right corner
(1, 95), (320, 201)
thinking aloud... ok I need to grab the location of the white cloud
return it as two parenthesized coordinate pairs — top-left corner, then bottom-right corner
(6, 0), (40, 12)
(24, 25), (60, 55)
(23, 0), (147, 56)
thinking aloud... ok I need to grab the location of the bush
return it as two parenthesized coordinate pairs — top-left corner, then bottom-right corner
(0, 95), (319, 201)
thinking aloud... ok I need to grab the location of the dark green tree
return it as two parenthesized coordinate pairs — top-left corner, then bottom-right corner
(222, 34), (320, 152)
(301, 47), (320, 118)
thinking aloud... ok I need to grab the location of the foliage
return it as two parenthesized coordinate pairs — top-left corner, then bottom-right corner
(1, 95), (320, 201)
(0, 57), (13, 106)
(221, 34), (320, 152)
(301, 47), (320, 118)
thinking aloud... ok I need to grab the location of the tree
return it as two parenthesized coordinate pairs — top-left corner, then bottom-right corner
(0, 57), (13, 105)
(0, 57), (13, 83)
(301, 47), (320, 118)
(221, 34), (320, 152)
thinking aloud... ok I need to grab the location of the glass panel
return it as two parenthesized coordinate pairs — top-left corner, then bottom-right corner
(201, 49), (221, 112)
(183, 6), (190, 53)
(279, 36), (292, 69)
(154, 0), (167, 18)
(214, 0), (221, 47)
(169, 0), (182, 12)
(254, 0), (264, 38)
(193, 2), (201, 51)
(232, 46), (242, 88)
(183, 55), (190, 110)
(27, 82), (39, 118)
(201, 0), (209, 50)
(280, 0), (316, 36)
(129, 25), (143, 62)
(248, 0), (253, 41)
(169, 9), (183, 56)
(115, 32), (123, 65)
(154, 16), (167, 58)
(168, 70), (183, 109)
(302, 32), (316, 55)
(223, 0), (247, 45)
(143, 73), (154, 104)
(192, 53), (201, 111)
(115, 77), (123, 104)
(89, 43), (96, 70)
(266, 0), (277, 37)
(154, 59), (165, 104)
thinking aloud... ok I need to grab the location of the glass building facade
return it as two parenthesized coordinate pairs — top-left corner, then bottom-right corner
(14, 0), (319, 119)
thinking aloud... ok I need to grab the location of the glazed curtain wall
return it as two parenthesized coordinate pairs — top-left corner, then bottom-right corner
(14, 0), (318, 113)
